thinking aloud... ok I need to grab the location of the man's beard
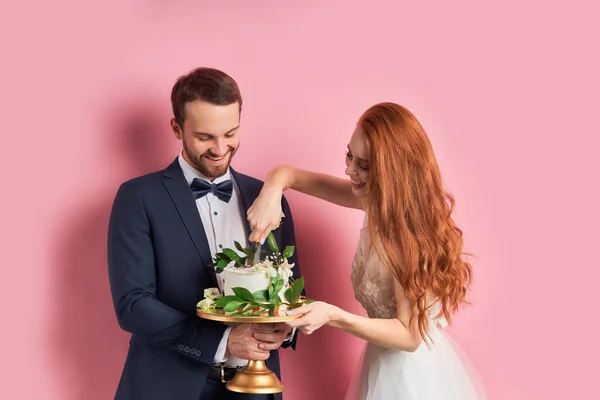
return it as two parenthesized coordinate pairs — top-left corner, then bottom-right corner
(183, 142), (238, 180)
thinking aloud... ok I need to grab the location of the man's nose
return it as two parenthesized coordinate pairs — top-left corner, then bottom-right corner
(212, 138), (227, 155)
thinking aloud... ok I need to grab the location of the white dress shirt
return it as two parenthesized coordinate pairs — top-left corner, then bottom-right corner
(179, 154), (295, 367)
(178, 154), (250, 366)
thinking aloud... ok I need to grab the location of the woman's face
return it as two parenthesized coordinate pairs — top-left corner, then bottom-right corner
(345, 126), (370, 198)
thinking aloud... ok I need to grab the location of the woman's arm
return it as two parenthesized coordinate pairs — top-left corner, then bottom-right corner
(248, 165), (363, 242)
(287, 279), (423, 352)
(264, 165), (362, 209)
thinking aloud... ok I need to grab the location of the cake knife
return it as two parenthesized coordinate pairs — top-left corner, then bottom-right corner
(253, 241), (261, 266)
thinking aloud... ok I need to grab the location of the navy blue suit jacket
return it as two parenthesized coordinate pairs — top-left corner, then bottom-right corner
(107, 159), (300, 400)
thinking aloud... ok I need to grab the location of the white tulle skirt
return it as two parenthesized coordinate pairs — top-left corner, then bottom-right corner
(345, 325), (486, 400)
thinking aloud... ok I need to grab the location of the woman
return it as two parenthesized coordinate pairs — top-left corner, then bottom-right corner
(247, 102), (485, 399)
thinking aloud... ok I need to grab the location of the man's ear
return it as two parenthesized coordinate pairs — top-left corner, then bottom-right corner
(170, 118), (183, 140)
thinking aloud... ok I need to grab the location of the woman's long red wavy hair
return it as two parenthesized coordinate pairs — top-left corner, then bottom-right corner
(359, 102), (472, 343)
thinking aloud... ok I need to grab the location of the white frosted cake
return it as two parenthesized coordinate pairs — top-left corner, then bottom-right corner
(222, 266), (273, 295)
(198, 236), (302, 316)
(222, 260), (292, 302)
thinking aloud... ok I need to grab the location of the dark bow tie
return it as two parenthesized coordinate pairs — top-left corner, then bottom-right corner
(190, 178), (233, 203)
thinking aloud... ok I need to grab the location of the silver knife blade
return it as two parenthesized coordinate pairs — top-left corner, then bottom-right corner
(253, 241), (261, 265)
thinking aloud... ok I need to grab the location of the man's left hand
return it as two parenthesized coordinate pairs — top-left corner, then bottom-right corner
(252, 323), (292, 351)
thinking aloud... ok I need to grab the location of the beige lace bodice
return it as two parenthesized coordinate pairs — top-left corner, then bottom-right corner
(350, 215), (447, 327)
(351, 217), (397, 319)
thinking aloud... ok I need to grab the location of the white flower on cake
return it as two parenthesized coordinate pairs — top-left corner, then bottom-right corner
(204, 287), (222, 299)
(197, 287), (223, 312)
(246, 257), (294, 280)
(276, 259), (294, 282)
(197, 297), (215, 312)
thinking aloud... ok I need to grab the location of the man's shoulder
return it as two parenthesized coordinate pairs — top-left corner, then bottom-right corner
(117, 158), (180, 192)
(121, 170), (163, 188)
(115, 168), (170, 199)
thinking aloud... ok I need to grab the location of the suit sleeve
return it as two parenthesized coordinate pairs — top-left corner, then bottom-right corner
(280, 195), (302, 350)
(107, 181), (226, 364)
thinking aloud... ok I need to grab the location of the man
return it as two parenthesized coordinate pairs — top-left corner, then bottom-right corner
(107, 67), (300, 400)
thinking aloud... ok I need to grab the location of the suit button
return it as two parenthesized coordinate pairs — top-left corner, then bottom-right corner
(195, 350), (202, 356)
(178, 345), (184, 351)
(184, 346), (190, 353)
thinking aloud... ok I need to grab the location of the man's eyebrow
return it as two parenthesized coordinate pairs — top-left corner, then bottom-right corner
(193, 126), (240, 137)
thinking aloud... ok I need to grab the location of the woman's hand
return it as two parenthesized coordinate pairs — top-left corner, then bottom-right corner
(247, 186), (286, 243)
(286, 301), (341, 335)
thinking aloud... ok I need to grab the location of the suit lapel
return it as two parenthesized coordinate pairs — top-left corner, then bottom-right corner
(162, 159), (218, 286)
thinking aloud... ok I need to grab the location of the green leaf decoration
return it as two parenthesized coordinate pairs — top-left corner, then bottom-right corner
(284, 287), (293, 304)
(268, 274), (281, 301)
(223, 300), (245, 312)
(273, 276), (284, 296)
(223, 248), (240, 261)
(291, 277), (304, 304)
(215, 295), (240, 308)
(282, 246), (295, 259)
(232, 287), (256, 302)
(253, 290), (269, 302)
(268, 284), (275, 301)
(234, 241), (245, 253)
(266, 232), (279, 253)
(216, 259), (228, 273)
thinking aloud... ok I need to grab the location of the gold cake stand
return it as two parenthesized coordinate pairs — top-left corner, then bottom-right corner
(197, 309), (301, 394)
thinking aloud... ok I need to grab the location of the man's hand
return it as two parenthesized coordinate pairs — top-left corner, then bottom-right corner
(252, 323), (293, 351)
(227, 324), (272, 360)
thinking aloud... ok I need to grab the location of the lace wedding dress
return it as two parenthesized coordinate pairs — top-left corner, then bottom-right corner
(346, 215), (486, 400)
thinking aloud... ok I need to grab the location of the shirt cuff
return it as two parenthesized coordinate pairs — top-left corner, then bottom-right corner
(284, 327), (296, 342)
(213, 326), (233, 363)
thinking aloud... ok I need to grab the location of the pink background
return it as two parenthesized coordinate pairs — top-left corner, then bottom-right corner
(1, 1), (599, 399)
